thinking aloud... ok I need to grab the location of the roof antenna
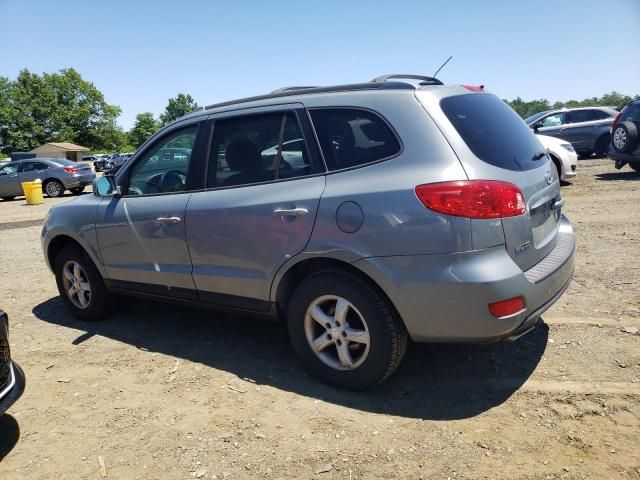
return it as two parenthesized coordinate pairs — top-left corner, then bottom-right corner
(432, 55), (453, 78)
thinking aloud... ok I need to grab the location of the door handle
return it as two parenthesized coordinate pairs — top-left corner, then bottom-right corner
(273, 207), (309, 217)
(155, 216), (181, 224)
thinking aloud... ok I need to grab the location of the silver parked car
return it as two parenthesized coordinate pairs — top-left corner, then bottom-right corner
(525, 106), (617, 157)
(0, 158), (95, 200)
(42, 75), (575, 389)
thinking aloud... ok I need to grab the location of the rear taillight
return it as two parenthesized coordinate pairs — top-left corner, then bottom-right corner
(415, 180), (526, 219)
(611, 111), (622, 128)
(462, 84), (485, 92)
(63, 167), (78, 174)
(489, 296), (526, 318)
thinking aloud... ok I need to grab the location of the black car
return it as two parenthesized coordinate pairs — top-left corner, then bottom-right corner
(0, 310), (25, 415)
(525, 107), (617, 157)
(609, 100), (640, 172)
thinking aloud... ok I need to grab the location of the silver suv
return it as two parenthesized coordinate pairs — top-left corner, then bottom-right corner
(42, 75), (575, 389)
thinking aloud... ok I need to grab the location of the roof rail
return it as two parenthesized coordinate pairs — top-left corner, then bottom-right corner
(270, 86), (318, 94)
(205, 75), (441, 111)
(371, 74), (443, 85)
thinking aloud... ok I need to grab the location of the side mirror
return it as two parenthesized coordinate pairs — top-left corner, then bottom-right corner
(531, 121), (543, 131)
(94, 175), (122, 197)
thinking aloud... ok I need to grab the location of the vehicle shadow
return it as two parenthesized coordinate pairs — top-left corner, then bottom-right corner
(33, 296), (547, 421)
(596, 171), (640, 181)
(0, 415), (20, 462)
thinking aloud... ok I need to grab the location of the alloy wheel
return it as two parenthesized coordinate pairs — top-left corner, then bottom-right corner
(61, 260), (91, 309)
(304, 295), (370, 370)
(613, 128), (627, 150)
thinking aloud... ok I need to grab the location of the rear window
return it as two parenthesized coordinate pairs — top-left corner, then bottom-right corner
(310, 109), (400, 171)
(441, 94), (545, 171)
(50, 158), (77, 166)
(621, 102), (640, 123)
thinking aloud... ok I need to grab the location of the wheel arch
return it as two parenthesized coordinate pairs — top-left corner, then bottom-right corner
(273, 257), (403, 326)
(46, 234), (106, 278)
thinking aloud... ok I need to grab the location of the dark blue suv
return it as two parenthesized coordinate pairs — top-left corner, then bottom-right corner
(609, 100), (640, 172)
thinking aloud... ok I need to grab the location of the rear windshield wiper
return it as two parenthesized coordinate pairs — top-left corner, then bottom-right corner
(532, 151), (547, 161)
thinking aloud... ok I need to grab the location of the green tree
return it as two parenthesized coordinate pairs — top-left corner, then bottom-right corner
(159, 93), (199, 126)
(0, 68), (122, 154)
(128, 112), (160, 148)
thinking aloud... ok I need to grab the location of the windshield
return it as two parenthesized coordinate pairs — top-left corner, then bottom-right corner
(441, 94), (545, 172)
(524, 111), (551, 125)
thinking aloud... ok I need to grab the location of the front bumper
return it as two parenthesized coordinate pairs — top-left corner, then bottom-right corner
(0, 362), (25, 415)
(354, 215), (575, 343)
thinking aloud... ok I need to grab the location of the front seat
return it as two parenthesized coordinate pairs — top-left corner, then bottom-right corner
(223, 139), (272, 187)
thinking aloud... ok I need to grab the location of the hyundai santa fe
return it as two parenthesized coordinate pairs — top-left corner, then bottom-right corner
(42, 74), (575, 389)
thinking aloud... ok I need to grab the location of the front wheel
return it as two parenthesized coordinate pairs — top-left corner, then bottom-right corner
(70, 186), (85, 195)
(54, 245), (110, 321)
(44, 179), (64, 198)
(287, 269), (408, 390)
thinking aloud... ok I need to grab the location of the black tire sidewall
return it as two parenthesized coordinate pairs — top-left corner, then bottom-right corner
(594, 135), (609, 157)
(287, 270), (402, 390)
(54, 245), (109, 321)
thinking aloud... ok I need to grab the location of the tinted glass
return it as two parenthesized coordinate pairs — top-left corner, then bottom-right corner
(541, 113), (564, 127)
(524, 111), (550, 124)
(50, 158), (78, 166)
(441, 94), (545, 171)
(127, 126), (198, 195)
(621, 103), (640, 123)
(22, 162), (49, 172)
(310, 109), (400, 171)
(207, 112), (313, 188)
(566, 110), (599, 124)
(0, 163), (19, 175)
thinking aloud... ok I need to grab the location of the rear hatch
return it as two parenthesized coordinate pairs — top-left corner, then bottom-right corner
(423, 91), (562, 271)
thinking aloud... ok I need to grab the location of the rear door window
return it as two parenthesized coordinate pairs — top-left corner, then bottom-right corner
(207, 111), (318, 188)
(566, 110), (599, 124)
(310, 109), (401, 171)
(440, 94), (545, 171)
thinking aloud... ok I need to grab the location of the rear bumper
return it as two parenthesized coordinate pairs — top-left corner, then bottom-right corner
(0, 362), (25, 415)
(353, 215), (575, 343)
(65, 175), (96, 189)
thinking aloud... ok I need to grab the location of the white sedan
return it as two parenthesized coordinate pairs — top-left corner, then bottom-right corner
(537, 134), (578, 181)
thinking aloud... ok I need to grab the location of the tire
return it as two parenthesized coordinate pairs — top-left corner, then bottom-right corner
(54, 244), (110, 321)
(1, 196), (15, 201)
(70, 186), (85, 195)
(594, 135), (610, 158)
(44, 179), (65, 198)
(630, 164), (640, 173)
(612, 121), (639, 154)
(287, 268), (408, 390)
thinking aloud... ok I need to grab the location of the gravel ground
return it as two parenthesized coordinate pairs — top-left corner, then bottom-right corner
(0, 159), (639, 479)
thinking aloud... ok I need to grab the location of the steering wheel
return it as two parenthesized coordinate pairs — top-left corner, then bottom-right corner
(159, 169), (186, 191)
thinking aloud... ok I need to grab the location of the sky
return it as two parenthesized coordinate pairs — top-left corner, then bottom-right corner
(1, 0), (639, 130)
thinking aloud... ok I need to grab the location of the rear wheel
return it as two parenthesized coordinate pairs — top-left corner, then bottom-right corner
(594, 135), (610, 158)
(287, 268), (408, 390)
(70, 186), (85, 195)
(612, 122), (639, 153)
(44, 179), (64, 198)
(54, 245), (110, 321)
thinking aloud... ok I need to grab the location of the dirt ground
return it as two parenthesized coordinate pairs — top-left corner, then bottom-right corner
(0, 159), (639, 480)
